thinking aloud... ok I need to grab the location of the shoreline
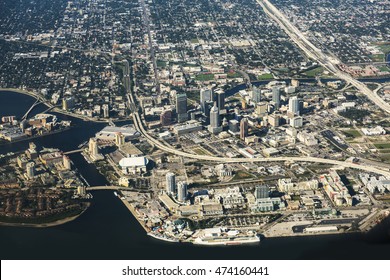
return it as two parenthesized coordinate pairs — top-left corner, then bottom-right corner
(116, 195), (151, 233)
(0, 126), (72, 147)
(0, 88), (122, 123)
(0, 204), (90, 228)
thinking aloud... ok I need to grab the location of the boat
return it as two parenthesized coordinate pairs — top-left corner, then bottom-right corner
(193, 228), (260, 246)
(113, 191), (118, 197)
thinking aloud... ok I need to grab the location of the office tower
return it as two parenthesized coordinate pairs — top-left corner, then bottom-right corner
(89, 138), (98, 157)
(160, 110), (172, 126)
(102, 104), (110, 118)
(208, 102), (222, 134)
(255, 185), (269, 200)
(26, 162), (35, 179)
(268, 114), (280, 127)
(229, 119), (240, 134)
(62, 96), (75, 110)
(240, 117), (248, 140)
(216, 91), (225, 113)
(256, 102), (268, 117)
(289, 96), (300, 115)
(291, 116), (303, 128)
(177, 181), (188, 202)
(252, 86), (261, 103)
(272, 87), (281, 109)
(204, 100), (214, 119)
(63, 155), (71, 170)
(176, 93), (188, 123)
(200, 88), (212, 113)
(166, 172), (176, 194)
(115, 132), (125, 147)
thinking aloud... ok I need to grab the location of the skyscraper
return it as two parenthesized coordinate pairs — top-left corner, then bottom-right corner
(115, 132), (125, 147)
(200, 88), (212, 113)
(166, 172), (176, 194)
(177, 181), (188, 202)
(160, 110), (172, 126)
(208, 102), (222, 134)
(63, 155), (71, 170)
(176, 93), (188, 123)
(255, 185), (269, 200)
(26, 162), (35, 179)
(89, 138), (98, 158)
(216, 91), (225, 114)
(240, 117), (248, 140)
(102, 104), (110, 118)
(288, 96), (300, 115)
(252, 86), (261, 103)
(272, 87), (281, 109)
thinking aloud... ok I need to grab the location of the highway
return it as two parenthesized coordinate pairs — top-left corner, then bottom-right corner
(256, 0), (390, 115)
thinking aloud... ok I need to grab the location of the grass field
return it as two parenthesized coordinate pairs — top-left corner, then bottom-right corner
(374, 143), (390, 149)
(193, 147), (213, 156)
(342, 129), (362, 138)
(257, 73), (273, 80)
(303, 66), (324, 77)
(195, 73), (215, 81)
(227, 71), (242, 78)
(232, 170), (255, 181)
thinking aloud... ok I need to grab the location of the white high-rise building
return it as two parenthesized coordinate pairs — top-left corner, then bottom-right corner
(208, 102), (222, 134)
(289, 96), (300, 115)
(166, 172), (176, 194)
(89, 138), (99, 157)
(102, 104), (109, 118)
(177, 181), (188, 202)
(63, 155), (71, 170)
(26, 162), (35, 179)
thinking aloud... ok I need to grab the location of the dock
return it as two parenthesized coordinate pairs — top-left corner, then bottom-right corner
(118, 196), (150, 233)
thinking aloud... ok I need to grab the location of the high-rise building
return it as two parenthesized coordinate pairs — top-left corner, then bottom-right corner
(251, 86), (261, 103)
(102, 104), (110, 118)
(256, 102), (268, 117)
(26, 162), (35, 179)
(208, 102), (222, 134)
(166, 172), (176, 194)
(177, 181), (188, 202)
(268, 114), (280, 127)
(89, 138), (99, 157)
(63, 155), (71, 170)
(62, 96), (75, 111)
(200, 88), (212, 113)
(115, 132), (125, 147)
(288, 96), (300, 115)
(176, 93), (188, 123)
(160, 110), (172, 126)
(290, 116), (303, 128)
(255, 185), (269, 200)
(272, 87), (281, 109)
(204, 100), (214, 119)
(229, 119), (240, 134)
(216, 91), (225, 114)
(240, 118), (248, 140)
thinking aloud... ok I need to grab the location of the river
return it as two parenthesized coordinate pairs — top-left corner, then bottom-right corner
(0, 90), (389, 260)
